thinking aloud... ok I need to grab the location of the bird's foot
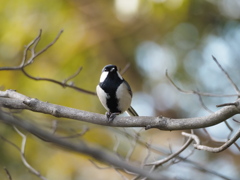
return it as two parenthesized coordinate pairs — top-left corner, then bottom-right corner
(105, 112), (120, 122)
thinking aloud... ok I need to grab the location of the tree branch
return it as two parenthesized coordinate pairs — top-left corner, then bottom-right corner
(193, 128), (240, 153)
(4, 168), (12, 180)
(1, 90), (240, 130)
(0, 110), (168, 180)
(212, 55), (240, 95)
(166, 70), (239, 97)
(145, 136), (193, 166)
(14, 127), (47, 180)
(0, 30), (96, 95)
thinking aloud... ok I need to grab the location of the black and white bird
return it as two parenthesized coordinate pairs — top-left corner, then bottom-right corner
(96, 64), (138, 122)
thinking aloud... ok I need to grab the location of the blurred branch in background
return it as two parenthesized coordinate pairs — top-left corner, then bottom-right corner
(0, 109), (168, 180)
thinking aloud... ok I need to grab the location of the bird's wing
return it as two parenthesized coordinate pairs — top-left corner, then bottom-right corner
(123, 80), (132, 97)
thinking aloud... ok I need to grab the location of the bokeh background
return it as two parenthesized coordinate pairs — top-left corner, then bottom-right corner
(0, 0), (240, 179)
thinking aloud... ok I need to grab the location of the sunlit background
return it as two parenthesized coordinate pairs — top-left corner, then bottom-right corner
(0, 0), (240, 179)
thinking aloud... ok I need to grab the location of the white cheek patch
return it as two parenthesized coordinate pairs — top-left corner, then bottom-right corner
(117, 71), (123, 80)
(100, 71), (109, 82)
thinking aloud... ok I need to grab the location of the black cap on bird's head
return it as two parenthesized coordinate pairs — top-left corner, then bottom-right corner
(100, 64), (123, 83)
(102, 64), (118, 73)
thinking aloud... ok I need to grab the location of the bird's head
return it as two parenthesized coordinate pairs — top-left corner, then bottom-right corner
(99, 64), (123, 83)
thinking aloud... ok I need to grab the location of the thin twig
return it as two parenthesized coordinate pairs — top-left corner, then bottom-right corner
(224, 121), (234, 140)
(166, 70), (239, 97)
(146, 131), (193, 166)
(120, 63), (131, 75)
(62, 67), (83, 84)
(234, 143), (240, 151)
(21, 68), (96, 95)
(194, 128), (240, 153)
(212, 56), (240, 94)
(21, 29), (42, 67)
(33, 29), (64, 58)
(182, 132), (200, 145)
(4, 167), (12, 180)
(197, 93), (234, 142)
(0, 135), (21, 151)
(233, 118), (240, 123)
(0, 30), (96, 95)
(13, 126), (47, 180)
(216, 102), (237, 107)
(196, 92), (213, 113)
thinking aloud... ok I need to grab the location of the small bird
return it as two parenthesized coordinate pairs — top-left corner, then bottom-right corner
(96, 64), (138, 122)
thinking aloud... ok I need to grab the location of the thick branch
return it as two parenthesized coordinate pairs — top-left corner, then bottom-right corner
(1, 90), (240, 130)
(0, 110), (167, 180)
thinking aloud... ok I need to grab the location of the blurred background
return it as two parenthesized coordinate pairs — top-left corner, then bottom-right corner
(0, 0), (240, 179)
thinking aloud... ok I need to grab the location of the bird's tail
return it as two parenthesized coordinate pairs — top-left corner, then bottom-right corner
(127, 106), (138, 116)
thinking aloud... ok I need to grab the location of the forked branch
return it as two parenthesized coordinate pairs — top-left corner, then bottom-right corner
(0, 30), (95, 95)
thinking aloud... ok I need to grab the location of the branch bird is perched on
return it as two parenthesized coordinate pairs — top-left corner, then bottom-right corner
(96, 64), (138, 122)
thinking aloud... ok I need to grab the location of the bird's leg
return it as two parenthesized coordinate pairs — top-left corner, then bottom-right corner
(105, 112), (120, 122)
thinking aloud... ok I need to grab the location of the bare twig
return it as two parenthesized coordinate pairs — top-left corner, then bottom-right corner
(212, 56), (240, 94)
(0, 30), (96, 95)
(21, 29), (42, 67)
(13, 127), (47, 180)
(146, 131), (194, 166)
(233, 118), (240, 123)
(194, 128), (240, 153)
(62, 67), (83, 84)
(182, 132), (200, 145)
(224, 121), (234, 140)
(21, 68), (96, 95)
(216, 102), (237, 107)
(32, 30), (64, 59)
(196, 93), (213, 113)
(145, 136), (193, 166)
(234, 143), (240, 151)
(0, 134), (21, 151)
(165, 70), (239, 97)
(4, 167), (12, 180)
(197, 93), (234, 142)
(120, 63), (131, 75)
